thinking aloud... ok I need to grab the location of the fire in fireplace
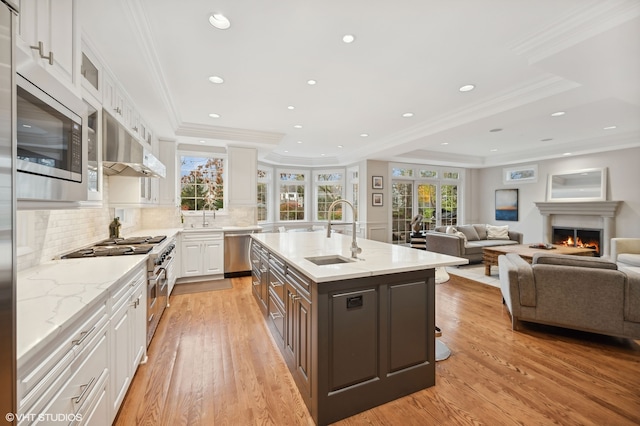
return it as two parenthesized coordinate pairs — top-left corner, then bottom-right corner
(552, 227), (602, 257)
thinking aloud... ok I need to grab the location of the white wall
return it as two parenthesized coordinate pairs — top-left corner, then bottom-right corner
(471, 147), (640, 242)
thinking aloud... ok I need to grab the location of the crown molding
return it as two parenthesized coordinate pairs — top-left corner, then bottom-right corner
(176, 122), (284, 144)
(508, 0), (640, 64)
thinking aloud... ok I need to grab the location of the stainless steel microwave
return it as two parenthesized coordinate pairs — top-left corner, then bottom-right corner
(16, 73), (87, 202)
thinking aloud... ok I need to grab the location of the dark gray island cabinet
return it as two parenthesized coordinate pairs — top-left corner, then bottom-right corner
(250, 233), (465, 425)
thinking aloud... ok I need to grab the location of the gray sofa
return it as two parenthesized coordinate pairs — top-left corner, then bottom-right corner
(424, 224), (523, 263)
(498, 252), (640, 339)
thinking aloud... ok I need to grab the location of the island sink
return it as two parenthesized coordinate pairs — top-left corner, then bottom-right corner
(305, 255), (354, 266)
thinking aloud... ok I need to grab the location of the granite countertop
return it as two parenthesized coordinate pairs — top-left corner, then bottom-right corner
(251, 232), (468, 283)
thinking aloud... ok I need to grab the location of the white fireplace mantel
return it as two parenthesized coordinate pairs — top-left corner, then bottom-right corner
(534, 201), (622, 257)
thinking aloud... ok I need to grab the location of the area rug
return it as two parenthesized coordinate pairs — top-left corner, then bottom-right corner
(172, 278), (233, 295)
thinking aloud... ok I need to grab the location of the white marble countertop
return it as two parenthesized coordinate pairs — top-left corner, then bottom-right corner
(180, 225), (263, 233)
(16, 227), (182, 368)
(251, 232), (468, 283)
(17, 255), (147, 367)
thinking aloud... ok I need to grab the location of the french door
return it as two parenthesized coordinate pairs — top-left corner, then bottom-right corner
(392, 181), (458, 244)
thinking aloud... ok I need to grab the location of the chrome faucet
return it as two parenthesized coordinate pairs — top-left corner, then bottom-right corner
(202, 203), (216, 227)
(326, 199), (362, 259)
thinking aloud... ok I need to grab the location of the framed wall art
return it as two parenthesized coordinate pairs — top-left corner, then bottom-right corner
(372, 193), (383, 206)
(372, 176), (383, 189)
(503, 164), (538, 185)
(495, 188), (518, 221)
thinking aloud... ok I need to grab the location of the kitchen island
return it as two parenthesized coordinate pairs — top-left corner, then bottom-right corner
(250, 232), (467, 425)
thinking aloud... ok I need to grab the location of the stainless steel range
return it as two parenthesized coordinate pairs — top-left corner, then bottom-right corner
(62, 234), (176, 346)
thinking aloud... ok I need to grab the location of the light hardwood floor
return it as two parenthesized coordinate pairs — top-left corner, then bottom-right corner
(115, 275), (640, 425)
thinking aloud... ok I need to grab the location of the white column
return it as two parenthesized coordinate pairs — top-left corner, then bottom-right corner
(602, 216), (615, 258)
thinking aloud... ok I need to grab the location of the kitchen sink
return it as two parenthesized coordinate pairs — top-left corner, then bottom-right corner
(305, 255), (354, 266)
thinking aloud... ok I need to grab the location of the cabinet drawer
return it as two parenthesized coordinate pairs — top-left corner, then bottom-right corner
(269, 254), (285, 276)
(268, 291), (285, 340)
(182, 231), (223, 242)
(36, 328), (109, 422)
(110, 267), (146, 314)
(286, 266), (311, 295)
(18, 301), (108, 413)
(268, 266), (286, 305)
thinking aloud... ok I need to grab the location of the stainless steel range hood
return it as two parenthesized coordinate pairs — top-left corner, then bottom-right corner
(102, 111), (166, 178)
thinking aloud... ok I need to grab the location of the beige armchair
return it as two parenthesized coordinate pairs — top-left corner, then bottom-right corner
(611, 238), (640, 270)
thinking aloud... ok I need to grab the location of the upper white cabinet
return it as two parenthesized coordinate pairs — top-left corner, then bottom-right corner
(17, 0), (79, 92)
(158, 139), (179, 207)
(228, 147), (257, 206)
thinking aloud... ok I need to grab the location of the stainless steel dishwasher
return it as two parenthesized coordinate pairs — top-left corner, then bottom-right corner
(224, 231), (256, 278)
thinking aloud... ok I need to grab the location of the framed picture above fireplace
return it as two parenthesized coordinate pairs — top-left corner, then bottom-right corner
(547, 167), (607, 202)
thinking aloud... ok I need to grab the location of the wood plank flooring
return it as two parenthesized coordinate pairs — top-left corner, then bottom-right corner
(114, 274), (640, 425)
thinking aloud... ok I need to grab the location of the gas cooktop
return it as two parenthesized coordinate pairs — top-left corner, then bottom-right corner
(61, 235), (167, 258)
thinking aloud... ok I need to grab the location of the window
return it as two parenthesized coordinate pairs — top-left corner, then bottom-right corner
(180, 155), (225, 211)
(279, 171), (307, 221)
(391, 163), (462, 242)
(391, 182), (413, 244)
(348, 166), (359, 222)
(257, 168), (270, 222)
(315, 171), (344, 221)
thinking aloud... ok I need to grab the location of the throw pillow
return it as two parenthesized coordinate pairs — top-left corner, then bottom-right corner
(455, 231), (468, 247)
(445, 225), (457, 234)
(457, 225), (480, 241)
(487, 224), (509, 240)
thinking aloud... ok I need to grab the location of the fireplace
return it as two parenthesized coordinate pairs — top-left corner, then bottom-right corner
(552, 227), (602, 257)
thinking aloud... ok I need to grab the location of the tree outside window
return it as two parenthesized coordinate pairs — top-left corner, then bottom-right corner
(279, 172), (306, 220)
(316, 172), (343, 221)
(180, 155), (224, 211)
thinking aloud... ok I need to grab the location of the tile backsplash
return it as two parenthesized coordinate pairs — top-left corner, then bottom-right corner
(17, 203), (257, 272)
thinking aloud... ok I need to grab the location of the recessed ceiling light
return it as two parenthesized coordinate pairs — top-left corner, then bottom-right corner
(562, 152), (572, 156)
(360, 133), (369, 137)
(551, 111), (566, 117)
(337, 145), (343, 148)
(402, 112), (414, 118)
(208, 113), (221, 118)
(441, 142), (449, 145)
(294, 124), (302, 129)
(208, 76), (224, 84)
(489, 128), (503, 132)
(199, 140), (206, 144)
(459, 84), (475, 92)
(287, 105), (295, 110)
(209, 13), (230, 30)
(307, 79), (317, 85)
(541, 138), (553, 142)
(22, 124), (31, 128)
(603, 125), (617, 130)
(284, 150), (289, 153)
(342, 34), (355, 43)
(321, 153), (325, 156)
(490, 148), (498, 152)
(297, 141), (303, 144)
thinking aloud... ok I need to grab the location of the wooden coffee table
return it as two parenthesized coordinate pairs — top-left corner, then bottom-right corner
(483, 244), (595, 276)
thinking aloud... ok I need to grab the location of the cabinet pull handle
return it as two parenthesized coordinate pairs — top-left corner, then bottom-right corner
(271, 281), (283, 287)
(252, 281), (260, 287)
(269, 311), (283, 320)
(30, 41), (54, 65)
(260, 268), (267, 274)
(72, 326), (96, 346)
(72, 377), (96, 404)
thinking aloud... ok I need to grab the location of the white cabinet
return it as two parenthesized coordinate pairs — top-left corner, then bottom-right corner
(158, 139), (179, 207)
(108, 264), (146, 423)
(228, 147), (257, 206)
(17, 0), (78, 90)
(17, 299), (109, 425)
(102, 72), (126, 122)
(180, 231), (224, 278)
(108, 175), (158, 206)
